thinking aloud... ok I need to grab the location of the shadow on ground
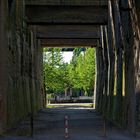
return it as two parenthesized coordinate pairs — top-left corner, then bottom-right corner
(1, 104), (140, 140)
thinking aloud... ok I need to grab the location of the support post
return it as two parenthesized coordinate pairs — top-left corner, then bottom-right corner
(121, 0), (136, 135)
(107, 0), (115, 120)
(112, 0), (123, 125)
(0, 0), (8, 135)
(102, 26), (109, 116)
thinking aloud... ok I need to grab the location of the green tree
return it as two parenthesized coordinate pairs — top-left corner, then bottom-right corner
(68, 48), (95, 96)
(43, 47), (96, 97)
(43, 48), (71, 95)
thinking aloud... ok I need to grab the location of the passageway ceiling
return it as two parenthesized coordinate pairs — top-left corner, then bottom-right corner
(25, 0), (108, 47)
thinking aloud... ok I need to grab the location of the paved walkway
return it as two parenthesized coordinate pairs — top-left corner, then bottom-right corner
(0, 104), (140, 140)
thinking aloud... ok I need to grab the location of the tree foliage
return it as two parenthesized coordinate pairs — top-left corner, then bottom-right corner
(43, 48), (96, 96)
(68, 48), (95, 95)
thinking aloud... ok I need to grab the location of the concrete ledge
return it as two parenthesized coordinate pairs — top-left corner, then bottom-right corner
(26, 6), (108, 25)
(26, 0), (108, 6)
(41, 38), (98, 46)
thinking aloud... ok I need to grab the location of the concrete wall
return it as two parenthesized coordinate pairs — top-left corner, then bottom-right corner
(95, 0), (140, 134)
(0, 0), (8, 134)
(0, 0), (43, 133)
(134, 1), (140, 89)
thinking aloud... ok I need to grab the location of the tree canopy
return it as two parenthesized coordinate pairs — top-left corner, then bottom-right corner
(43, 48), (96, 96)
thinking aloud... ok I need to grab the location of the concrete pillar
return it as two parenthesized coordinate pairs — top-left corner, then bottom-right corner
(94, 41), (100, 109)
(95, 27), (105, 111)
(102, 26), (109, 116)
(0, 0), (8, 134)
(121, 0), (137, 134)
(107, 0), (115, 120)
(111, 0), (123, 125)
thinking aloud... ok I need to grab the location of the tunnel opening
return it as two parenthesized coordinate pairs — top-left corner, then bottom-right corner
(36, 46), (99, 137)
(42, 47), (96, 109)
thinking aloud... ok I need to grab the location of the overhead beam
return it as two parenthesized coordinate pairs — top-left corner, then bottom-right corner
(41, 38), (98, 47)
(26, 0), (108, 6)
(36, 25), (100, 39)
(26, 6), (108, 25)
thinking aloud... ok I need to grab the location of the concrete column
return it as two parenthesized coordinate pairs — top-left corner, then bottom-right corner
(107, 0), (115, 120)
(95, 26), (105, 111)
(111, 0), (123, 125)
(102, 26), (109, 116)
(121, 0), (137, 134)
(0, 0), (8, 134)
(94, 41), (100, 109)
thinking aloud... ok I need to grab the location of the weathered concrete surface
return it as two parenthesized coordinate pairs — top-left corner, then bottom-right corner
(41, 38), (98, 47)
(0, 0), (8, 134)
(37, 25), (100, 46)
(26, 5), (108, 25)
(25, 0), (108, 6)
(135, 0), (140, 28)
(132, 0), (140, 132)
(2, 105), (140, 140)
(37, 25), (100, 39)
(0, 0), (43, 133)
(95, 0), (140, 135)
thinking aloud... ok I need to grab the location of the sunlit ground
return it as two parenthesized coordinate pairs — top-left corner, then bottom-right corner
(47, 103), (94, 109)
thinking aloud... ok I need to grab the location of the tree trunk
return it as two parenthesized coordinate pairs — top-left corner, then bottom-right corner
(65, 88), (68, 98)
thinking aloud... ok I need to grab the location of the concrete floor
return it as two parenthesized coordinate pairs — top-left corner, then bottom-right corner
(0, 104), (140, 140)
